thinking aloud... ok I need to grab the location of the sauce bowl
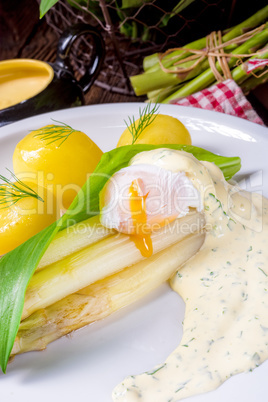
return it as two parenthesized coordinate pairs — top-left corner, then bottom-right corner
(0, 23), (105, 127)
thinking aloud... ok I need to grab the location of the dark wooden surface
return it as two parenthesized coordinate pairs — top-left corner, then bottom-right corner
(0, 0), (267, 123)
(0, 0), (138, 105)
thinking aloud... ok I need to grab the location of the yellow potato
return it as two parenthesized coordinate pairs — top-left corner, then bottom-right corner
(13, 124), (103, 210)
(0, 182), (58, 255)
(117, 114), (192, 147)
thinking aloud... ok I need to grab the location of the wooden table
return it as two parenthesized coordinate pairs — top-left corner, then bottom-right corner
(0, 0), (267, 124)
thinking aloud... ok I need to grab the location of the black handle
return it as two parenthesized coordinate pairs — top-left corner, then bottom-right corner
(55, 23), (105, 94)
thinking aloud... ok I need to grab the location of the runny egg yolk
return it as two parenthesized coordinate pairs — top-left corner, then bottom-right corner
(128, 179), (153, 258)
(99, 159), (203, 258)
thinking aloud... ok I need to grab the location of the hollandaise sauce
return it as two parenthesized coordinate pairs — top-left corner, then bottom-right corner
(0, 60), (54, 110)
(113, 149), (268, 402)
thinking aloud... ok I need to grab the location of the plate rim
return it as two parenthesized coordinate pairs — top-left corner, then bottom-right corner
(0, 103), (267, 140)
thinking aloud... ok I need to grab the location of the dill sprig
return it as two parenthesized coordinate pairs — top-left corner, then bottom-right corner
(124, 103), (160, 145)
(0, 169), (44, 208)
(33, 119), (78, 147)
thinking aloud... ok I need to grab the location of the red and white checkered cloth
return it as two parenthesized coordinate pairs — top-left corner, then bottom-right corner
(171, 79), (265, 126)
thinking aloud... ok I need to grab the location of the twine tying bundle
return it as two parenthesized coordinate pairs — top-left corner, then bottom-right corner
(159, 24), (267, 81)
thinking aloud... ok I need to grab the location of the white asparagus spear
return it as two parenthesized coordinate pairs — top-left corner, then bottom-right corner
(13, 231), (205, 355)
(22, 213), (204, 320)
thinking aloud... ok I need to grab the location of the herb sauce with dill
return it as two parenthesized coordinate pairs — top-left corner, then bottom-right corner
(112, 149), (268, 402)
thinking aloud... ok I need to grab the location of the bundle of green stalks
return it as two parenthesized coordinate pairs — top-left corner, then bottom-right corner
(130, 6), (268, 103)
(11, 212), (205, 356)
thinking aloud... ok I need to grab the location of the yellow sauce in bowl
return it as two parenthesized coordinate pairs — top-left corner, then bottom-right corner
(0, 59), (54, 110)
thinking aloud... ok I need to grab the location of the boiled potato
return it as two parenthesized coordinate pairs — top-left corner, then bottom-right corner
(117, 114), (191, 147)
(0, 181), (58, 255)
(13, 124), (103, 210)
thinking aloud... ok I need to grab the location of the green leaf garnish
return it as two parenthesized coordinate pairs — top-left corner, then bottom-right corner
(209, 192), (236, 224)
(39, 0), (59, 19)
(258, 267), (267, 277)
(146, 363), (166, 375)
(124, 103), (160, 145)
(0, 169), (43, 208)
(33, 119), (78, 147)
(0, 143), (241, 373)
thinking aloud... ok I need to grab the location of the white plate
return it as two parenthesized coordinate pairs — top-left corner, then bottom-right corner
(0, 104), (268, 402)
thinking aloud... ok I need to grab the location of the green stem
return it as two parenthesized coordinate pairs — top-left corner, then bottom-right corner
(143, 36), (207, 73)
(147, 84), (184, 103)
(131, 57), (214, 96)
(223, 6), (268, 42)
(143, 53), (161, 71)
(240, 69), (268, 94)
(162, 26), (268, 103)
(133, 6), (268, 96)
(231, 48), (268, 85)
